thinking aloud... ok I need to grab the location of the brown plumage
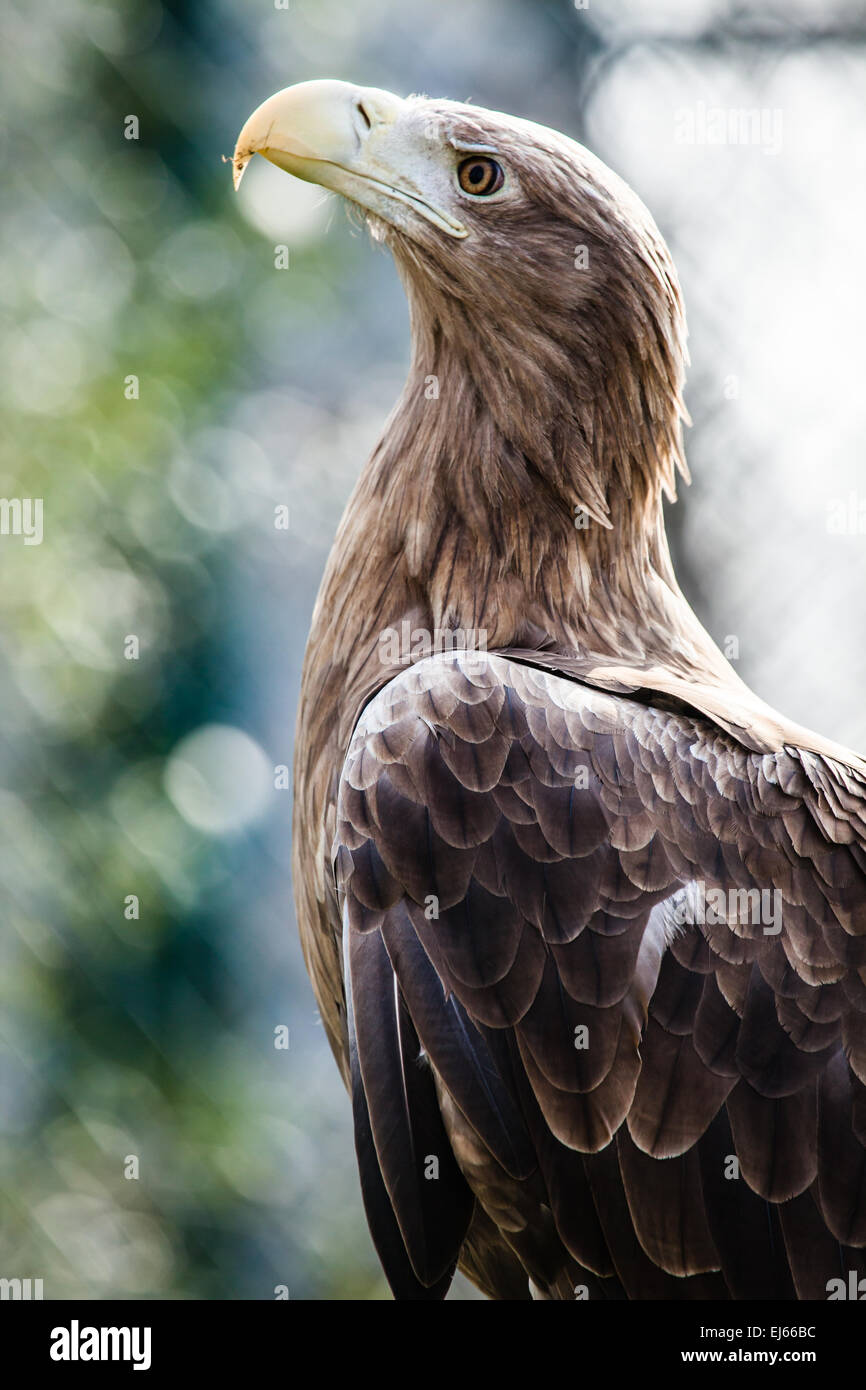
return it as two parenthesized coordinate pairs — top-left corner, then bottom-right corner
(234, 80), (866, 1299)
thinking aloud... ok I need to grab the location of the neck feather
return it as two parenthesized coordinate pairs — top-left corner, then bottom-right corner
(303, 291), (739, 754)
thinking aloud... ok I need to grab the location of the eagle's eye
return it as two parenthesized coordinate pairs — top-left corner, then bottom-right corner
(456, 156), (505, 197)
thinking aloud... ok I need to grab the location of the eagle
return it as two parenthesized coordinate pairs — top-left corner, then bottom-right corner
(233, 80), (866, 1300)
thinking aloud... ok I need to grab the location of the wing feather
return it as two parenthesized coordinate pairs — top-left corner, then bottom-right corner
(335, 651), (866, 1298)
(346, 918), (474, 1290)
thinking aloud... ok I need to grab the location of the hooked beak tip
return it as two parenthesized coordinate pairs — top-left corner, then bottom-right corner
(231, 153), (251, 192)
(222, 151), (251, 192)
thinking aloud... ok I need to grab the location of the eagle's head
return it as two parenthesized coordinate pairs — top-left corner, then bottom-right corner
(233, 79), (688, 532)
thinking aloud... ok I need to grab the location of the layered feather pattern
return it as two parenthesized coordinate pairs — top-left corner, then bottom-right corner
(335, 651), (866, 1297)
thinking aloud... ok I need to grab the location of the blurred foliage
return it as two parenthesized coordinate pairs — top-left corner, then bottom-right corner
(0, 0), (864, 1300)
(1, 0), (388, 1300)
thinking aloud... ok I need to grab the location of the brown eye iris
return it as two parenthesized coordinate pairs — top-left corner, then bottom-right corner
(457, 156), (504, 196)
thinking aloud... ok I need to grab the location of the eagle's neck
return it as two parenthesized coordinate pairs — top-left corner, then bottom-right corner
(307, 323), (738, 745)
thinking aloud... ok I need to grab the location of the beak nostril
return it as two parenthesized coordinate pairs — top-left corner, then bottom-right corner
(356, 99), (372, 132)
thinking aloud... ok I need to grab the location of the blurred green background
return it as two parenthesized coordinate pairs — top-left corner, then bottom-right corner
(1, 0), (865, 1299)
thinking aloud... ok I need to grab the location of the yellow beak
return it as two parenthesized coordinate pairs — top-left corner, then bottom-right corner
(232, 78), (468, 239)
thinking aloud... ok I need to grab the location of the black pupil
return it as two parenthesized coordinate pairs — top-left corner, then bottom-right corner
(459, 156), (501, 195)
